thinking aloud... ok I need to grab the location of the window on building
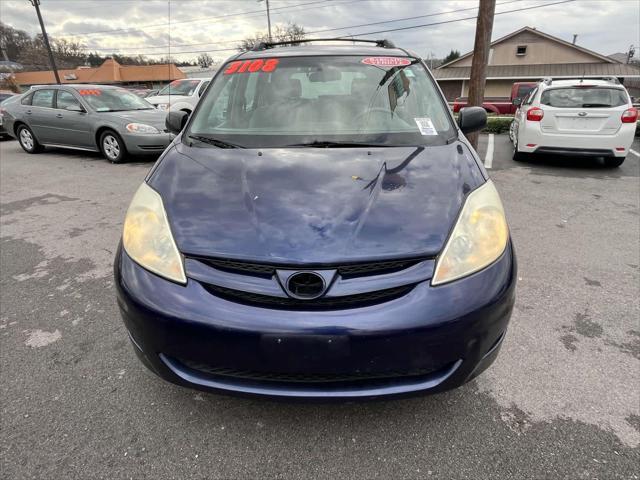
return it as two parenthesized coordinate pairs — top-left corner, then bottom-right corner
(516, 45), (527, 56)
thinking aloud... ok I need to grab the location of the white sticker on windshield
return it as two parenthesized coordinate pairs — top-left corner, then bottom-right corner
(414, 117), (437, 135)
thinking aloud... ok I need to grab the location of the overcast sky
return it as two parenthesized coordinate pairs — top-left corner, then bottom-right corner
(2, 0), (639, 64)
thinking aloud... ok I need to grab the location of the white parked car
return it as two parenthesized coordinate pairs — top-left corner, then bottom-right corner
(146, 78), (210, 114)
(511, 78), (637, 167)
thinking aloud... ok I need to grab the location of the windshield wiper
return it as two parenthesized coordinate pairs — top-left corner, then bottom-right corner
(286, 140), (393, 148)
(187, 134), (244, 149)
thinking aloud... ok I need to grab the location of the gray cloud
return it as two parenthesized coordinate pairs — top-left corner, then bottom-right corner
(2, 0), (638, 63)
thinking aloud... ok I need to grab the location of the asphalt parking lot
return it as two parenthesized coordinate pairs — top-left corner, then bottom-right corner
(1, 134), (639, 479)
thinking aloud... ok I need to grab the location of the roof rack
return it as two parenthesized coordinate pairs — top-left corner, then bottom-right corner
(251, 38), (396, 52)
(539, 76), (621, 86)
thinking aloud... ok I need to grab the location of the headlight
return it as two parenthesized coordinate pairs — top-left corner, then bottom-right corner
(156, 103), (169, 110)
(122, 183), (186, 284)
(126, 123), (160, 134)
(432, 180), (508, 286)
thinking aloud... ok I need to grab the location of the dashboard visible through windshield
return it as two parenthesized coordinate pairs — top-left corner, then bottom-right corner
(187, 55), (455, 148)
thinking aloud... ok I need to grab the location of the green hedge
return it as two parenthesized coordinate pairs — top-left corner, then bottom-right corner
(482, 117), (512, 134)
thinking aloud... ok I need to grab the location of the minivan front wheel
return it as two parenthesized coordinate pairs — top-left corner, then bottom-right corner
(100, 130), (126, 163)
(17, 125), (43, 154)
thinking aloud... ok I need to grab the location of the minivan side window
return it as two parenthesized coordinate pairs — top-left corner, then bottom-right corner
(32, 90), (55, 108)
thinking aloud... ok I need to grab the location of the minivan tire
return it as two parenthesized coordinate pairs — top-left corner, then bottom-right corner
(100, 130), (126, 163)
(17, 124), (43, 154)
(604, 157), (625, 168)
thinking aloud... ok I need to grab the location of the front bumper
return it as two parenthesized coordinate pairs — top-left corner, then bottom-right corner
(121, 132), (173, 155)
(115, 243), (517, 400)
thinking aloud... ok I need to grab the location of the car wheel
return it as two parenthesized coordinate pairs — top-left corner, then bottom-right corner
(512, 137), (528, 162)
(17, 125), (43, 153)
(604, 157), (625, 168)
(508, 120), (516, 143)
(100, 130), (126, 163)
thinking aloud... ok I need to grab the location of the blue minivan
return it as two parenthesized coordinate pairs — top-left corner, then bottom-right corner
(115, 39), (516, 399)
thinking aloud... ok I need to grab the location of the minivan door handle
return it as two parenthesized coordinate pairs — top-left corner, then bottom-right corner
(56, 113), (63, 118)
(26, 110), (32, 115)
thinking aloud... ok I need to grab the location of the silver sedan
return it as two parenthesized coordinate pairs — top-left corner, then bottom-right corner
(3, 84), (173, 163)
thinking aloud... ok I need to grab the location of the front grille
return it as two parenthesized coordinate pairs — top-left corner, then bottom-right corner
(197, 257), (275, 278)
(192, 256), (426, 279)
(175, 357), (451, 384)
(203, 283), (415, 310)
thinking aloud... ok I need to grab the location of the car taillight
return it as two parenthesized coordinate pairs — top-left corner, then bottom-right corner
(621, 107), (638, 123)
(526, 107), (544, 121)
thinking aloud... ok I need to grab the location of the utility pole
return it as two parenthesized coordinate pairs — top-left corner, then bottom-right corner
(29, 0), (60, 84)
(466, 0), (495, 149)
(258, 0), (272, 42)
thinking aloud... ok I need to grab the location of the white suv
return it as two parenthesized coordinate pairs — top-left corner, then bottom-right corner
(512, 78), (637, 167)
(146, 78), (210, 114)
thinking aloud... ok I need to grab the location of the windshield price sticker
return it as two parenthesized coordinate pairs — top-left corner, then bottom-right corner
(224, 59), (279, 75)
(78, 89), (102, 96)
(414, 117), (438, 136)
(362, 57), (412, 67)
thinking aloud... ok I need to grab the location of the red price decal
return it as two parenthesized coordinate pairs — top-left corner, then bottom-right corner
(224, 58), (279, 75)
(78, 89), (102, 96)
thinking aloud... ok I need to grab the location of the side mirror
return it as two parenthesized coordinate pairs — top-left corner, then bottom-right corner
(458, 106), (487, 134)
(166, 110), (189, 134)
(66, 104), (85, 113)
(512, 97), (522, 106)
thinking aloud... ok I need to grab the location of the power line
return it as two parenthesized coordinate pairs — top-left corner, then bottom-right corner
(79, 0), (519, 53)
(56, 0), (336, 38)
(307, 0), (522, 35)
(338, 0), (576, 37)
(89, 0), (576, 57)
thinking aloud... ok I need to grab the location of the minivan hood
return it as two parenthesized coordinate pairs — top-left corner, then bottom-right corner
(148, 141), (485, 264)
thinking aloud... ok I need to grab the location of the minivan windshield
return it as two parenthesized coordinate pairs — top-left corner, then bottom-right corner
(79, 88), (154, 112)
(187, 55), (455, 148)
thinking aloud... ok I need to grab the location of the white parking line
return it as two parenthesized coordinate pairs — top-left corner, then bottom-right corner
(484, 134), (494, 169)
(629, 149), (640, 158)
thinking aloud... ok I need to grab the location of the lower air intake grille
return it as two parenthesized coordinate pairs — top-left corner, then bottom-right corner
(175, 357), (451, 384)
(203, 284), (415, 310)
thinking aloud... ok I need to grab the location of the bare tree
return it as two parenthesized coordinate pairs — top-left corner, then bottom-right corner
(197, 53), (214, 68)
(237, 22), (305, 52)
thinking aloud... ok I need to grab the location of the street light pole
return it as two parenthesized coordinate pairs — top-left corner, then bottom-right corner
(29, 0), (61, 84)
